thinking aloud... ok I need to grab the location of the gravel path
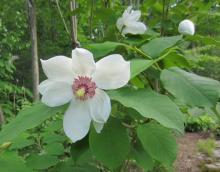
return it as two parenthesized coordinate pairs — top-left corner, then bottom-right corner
(175, 132), (208, 172)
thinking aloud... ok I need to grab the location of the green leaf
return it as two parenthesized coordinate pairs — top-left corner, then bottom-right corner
(0, 102), (65, 144)
(52, 159), (100, 172)
(26, 154), (58, 170)
(160, 67), (220, 108)
(42, 132), (66, 144)
(163, 52), (190, 68)
(137, 123), (177, 166)
(141, 35), (182, 58)
(77, 150), (93, 165)
(0, 151), (33, 172)
(70, 166), (100, 172)
(109, 88), (184, 133)
(45, 119), (62, 131)
(10, 133), (34, 150)
(130, 59), (153, 78)
(132, 142), (154, 171)
(84, 41), (124, 58)
(45, 143), (64, 156)
(89, 118), (130, 169)
(70, 138), (91, 164)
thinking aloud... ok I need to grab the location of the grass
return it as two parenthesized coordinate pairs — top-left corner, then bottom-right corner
(197, 138), (217, 156)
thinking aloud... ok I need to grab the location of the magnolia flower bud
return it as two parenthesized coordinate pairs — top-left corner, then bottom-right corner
(178, 19), (195, 35)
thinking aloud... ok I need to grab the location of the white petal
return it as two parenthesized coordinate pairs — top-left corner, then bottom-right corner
(41, 56), (74, 84)
(178, 19), (195, 35)
(116, 17), (124, 31)
(72, 48), (96, 76)
(122, 6), (132, 18)
(123, 22), (147, 35)
(88, 89), (111, 123)
(93, 121), (104, 133)
(38, 79), (54, 95)
(39, 80), (73, 107)
(63, 100), (91, 142)
(127, 10), (141, 21)
(93, 54), (130, 90)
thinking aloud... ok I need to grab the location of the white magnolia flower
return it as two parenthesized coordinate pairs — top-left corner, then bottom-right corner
(116, 6), (147, 35)
(39, 48), (130, 142)
(178, 19), (195, 35)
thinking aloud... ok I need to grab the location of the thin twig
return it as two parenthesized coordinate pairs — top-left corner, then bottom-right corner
(122, 122), (136, 129)
(55, 0), (70, 37)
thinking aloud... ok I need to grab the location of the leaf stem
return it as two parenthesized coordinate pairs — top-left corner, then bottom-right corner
(122, 43), (167, 71)
(123, 44), (152, 59)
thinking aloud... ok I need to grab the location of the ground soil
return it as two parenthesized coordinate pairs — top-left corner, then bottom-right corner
(175, 132), (209, 172)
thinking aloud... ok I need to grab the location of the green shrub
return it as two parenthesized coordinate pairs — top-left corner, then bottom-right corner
(185, 114), (216, 132)
(192, 55), (220, 81)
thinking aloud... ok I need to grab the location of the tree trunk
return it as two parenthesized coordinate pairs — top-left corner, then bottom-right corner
(0, 106), (5, 125)
(70, 0), (80, 48)
(27, 0), (39, 101)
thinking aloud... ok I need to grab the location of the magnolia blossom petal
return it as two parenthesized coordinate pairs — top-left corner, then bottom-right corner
(38, 79), (54, 95)
(178, 19), (195, 35)
(93, 54), (130, 90)
(116, 17), (124, 31)
(39, 80), (73, 107)
(72, 48), (96, 76)
(88, 89), (111, 123)
(123, 22), (146, 35)
(63, 100), (91, 142)
(122, 6), (132, 18)
(93, 121), (104, 133)
(41, 56), (73, 84)
(128, 10), (141, 21)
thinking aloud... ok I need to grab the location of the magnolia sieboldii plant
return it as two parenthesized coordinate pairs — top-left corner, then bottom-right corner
(116, 6), (147, 35)
(39, 48), (130, 142)
(178, 19), (195, 35)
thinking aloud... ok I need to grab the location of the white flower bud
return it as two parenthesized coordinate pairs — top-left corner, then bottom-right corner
(178, 19), (195, 35)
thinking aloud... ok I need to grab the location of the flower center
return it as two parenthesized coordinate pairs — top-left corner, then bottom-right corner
(72, 76), (96, 100)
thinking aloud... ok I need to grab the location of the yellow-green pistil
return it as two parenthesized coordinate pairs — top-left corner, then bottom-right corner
(75, 87), (86, 98)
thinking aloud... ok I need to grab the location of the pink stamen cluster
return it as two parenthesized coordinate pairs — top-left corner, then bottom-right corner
(72, 76), (96, 100)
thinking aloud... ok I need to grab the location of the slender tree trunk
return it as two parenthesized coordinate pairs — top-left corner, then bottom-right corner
(70, 0), (80, 48)
(0, 106), (5, 125)
(27, 0), (39, 101)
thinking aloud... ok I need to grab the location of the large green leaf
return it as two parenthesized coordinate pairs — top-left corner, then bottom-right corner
(70, 137), (91, 164)
(0, 102), (65, 144)
(26, 154), (58, 170)
(130, 59), (153, 78)
(0, 151), (33, 172)
(163, 52), (190, 68)
(137, 123), (177, 166)
(89, 118), (130, 169)
(109, 88), (184, 133)
(84, 41), (124, 58)
(10, 133), (34, 150)
(141, 35), (182, 58)
(132, 141), (154, 171)
(160, 67), (220, 108)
